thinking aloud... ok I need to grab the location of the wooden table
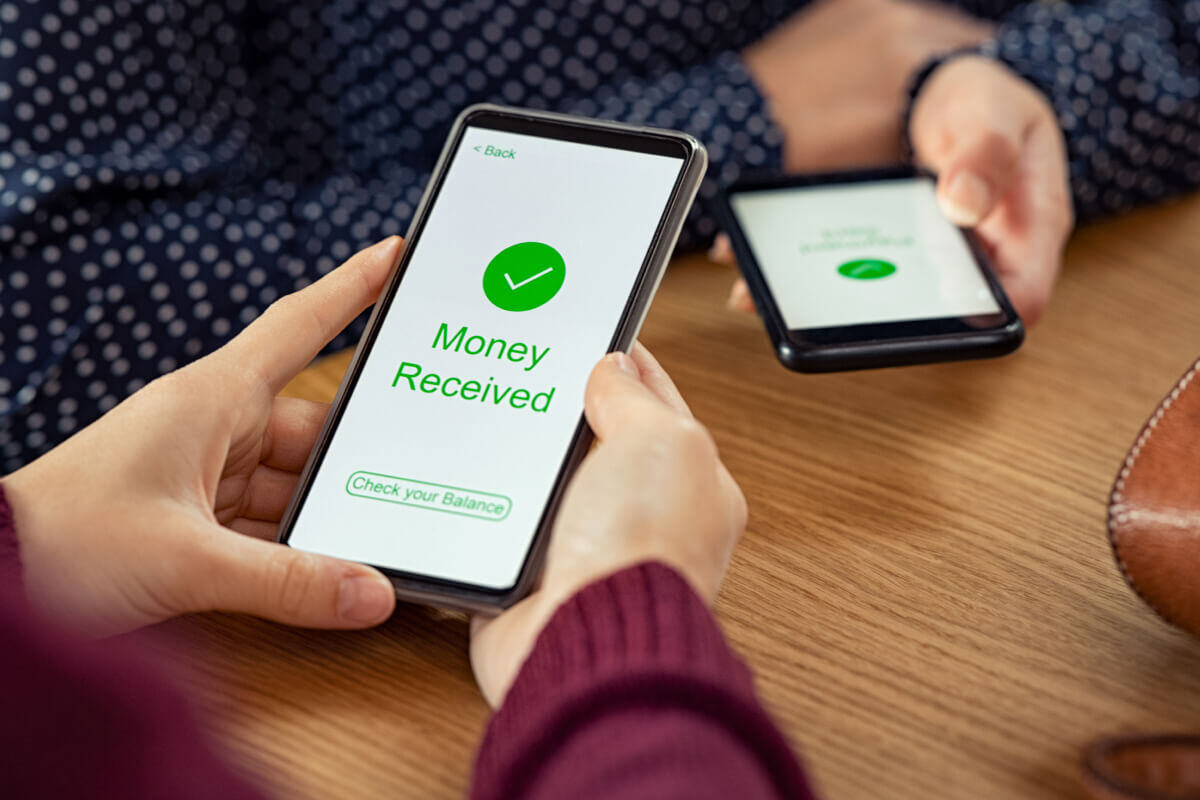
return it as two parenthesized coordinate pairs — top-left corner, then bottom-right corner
(159, 196), (1200, 799)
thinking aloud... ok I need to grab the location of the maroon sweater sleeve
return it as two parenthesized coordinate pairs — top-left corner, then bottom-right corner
(0, 485), (813, 799)
(0, 484), (20, 587)
(471, 562), (818, 800)
(0, 484), (266, 800)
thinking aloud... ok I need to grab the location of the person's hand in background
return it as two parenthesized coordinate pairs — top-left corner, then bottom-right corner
(729, 6), (1074, 325)
(906, 55), (1073, 324)
(470, 345), (747, 707)
(2, 238), (405, 636)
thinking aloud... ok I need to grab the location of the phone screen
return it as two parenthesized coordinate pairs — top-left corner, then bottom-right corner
(284, 122), (685, 592)
(728, 176), (1000, 330)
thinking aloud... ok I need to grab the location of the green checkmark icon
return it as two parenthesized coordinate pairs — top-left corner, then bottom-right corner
(837, 259), (897, 280)
(483, 242), (565, 312)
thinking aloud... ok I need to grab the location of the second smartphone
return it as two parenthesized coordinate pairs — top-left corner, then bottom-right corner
(718, 166), (1023, 373)
(276, 105), (706, 612)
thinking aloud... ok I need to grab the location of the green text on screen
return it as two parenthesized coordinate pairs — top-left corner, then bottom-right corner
(287, 127), (683, 589)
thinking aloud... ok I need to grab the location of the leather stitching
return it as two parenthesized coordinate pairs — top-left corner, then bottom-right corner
(1106, 356), (1200, 629)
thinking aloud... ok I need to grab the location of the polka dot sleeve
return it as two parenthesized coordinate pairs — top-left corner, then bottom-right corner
(556, 52), (785, 250)
(983, 0), (1200, 221)
(0, 0), (799, 470)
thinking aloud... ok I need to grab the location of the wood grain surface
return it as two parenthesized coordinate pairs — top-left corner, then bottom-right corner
(152, 195), (1200, 799)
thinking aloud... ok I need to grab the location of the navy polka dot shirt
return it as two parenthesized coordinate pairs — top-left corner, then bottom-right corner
(1, 0), (1197, 469)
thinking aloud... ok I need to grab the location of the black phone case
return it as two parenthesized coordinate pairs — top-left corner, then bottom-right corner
(716, 166), (1024, 374)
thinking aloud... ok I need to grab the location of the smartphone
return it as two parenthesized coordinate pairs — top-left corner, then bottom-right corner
(277, 105), (706, 612)
(717, 166), (1023, 372)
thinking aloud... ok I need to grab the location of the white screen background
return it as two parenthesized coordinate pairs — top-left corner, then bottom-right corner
(287, 126), (682, 589)
(730, 178), (1000, 330)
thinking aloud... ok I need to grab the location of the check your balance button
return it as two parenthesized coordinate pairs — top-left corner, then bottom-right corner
(345, 471), (512, 521)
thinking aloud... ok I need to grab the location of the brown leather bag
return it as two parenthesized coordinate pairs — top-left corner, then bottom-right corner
(1089, 359), (1200, 800)
(1108, 356), (1200, 635)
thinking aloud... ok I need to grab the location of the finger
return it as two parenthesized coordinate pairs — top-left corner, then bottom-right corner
(727, 278), (755, 313)
(623, 346), (738, 532)
(993, 260), (1056, 326)
(224, 237), (404, 394)
(198, 531), (395, 628)
(977, 121), (1072, 325)
(629, 343), (693, 417)
(909, 58), (1026, 227)
(708, 233), (735, 265)
(584, 352), (679, 441)
(262, 397), (331, 472)
(240, 463), (301, 522)
(933, 126), (1022, 228)
(992, 229), (1069, 327)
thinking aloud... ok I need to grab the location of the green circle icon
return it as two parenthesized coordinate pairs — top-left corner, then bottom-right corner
(837, 259), (897, 280)
(483, 242), (565, 312)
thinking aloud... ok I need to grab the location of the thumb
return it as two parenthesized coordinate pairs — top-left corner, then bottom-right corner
(909, 57), (1026, 228)
(199, 532), (396, 628)
(932, 129), (1021, 228)
(584, 352), (675, 441)
(221, 236), (404, 395)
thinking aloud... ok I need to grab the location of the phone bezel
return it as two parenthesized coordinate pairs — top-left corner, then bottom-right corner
(276, 104), (706, 612)
(717, 165), (1024, 373)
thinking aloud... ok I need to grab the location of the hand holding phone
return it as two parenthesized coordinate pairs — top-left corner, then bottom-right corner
(909, 55), (1072, 326)
(470, 345), (746, 706)
(0, 240), (405, 635)
(279, 106), (707, 611)
(717, 166), (1023, 372)
(724, 57), (1073, 329)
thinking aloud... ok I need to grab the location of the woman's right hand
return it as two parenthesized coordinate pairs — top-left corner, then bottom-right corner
(469, 345), (747, 707)
(720, 54), (1073, 325)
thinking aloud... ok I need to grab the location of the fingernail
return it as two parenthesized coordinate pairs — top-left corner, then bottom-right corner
(337, 574), (394, 624)
(375, 235), (403, 255)
(609, 351), (639, 377)
(940, 171), (992, 227)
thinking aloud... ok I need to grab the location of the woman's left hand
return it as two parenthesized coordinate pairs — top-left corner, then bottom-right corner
(3, 238), (404, 635)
